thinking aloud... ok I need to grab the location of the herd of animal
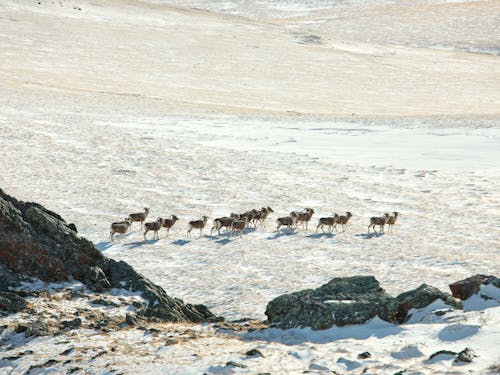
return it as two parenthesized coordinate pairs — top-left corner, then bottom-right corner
(109, 207), (400, 242)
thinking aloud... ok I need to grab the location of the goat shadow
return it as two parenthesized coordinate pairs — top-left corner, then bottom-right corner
(204, 235), (237, 245)
(215, 238), (232, 245)
(356, 232), (385, 239)
(99, 229), (137, 249)
(172, 239), (191, 246)
(267, 230), (298, 240)
(125, 238), (160, 249)
(306, 232), (336, 239)
(95, 241), (113, 251)
(207, 227), (257, 241)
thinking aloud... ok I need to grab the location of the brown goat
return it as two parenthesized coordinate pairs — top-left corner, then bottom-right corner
(316, 214), (339, 233)
(276, 212), (298, 233)
(231, 218), (248, 237)
(334, 211), (353, 232)
(256, 207), (274, 227)
(368, 213), (390, 233)
(128, 207), (150, 229)
(241, 209), (259, 227)
(211, 216), (234, 235)
(387, 212), (400, 233)
(187, 216), (209, 238)
(110, 218), (131, 242)
(161, 215), (179, 237)
(292, 208), (315, 230)
(144, 217), (165, 240)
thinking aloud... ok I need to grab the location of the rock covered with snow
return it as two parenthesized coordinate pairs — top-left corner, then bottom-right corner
(0, 292), (27, 313)
(265, 276), (462, 329)
(396, 284), (463, 322)
(449, 274), (500, 300)
(0, 189), (221, 324)
(265, 276), (399, 329)
(0, 188), (102, 283)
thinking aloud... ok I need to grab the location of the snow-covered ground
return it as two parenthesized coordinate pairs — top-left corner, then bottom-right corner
(1, 113), (500, 373)
(1, 116), (499, 320)
(1, 0), (499, 373)
(0, 280), (499, 373)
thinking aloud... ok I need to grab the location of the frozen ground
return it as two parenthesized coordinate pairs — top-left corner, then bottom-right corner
(0, 281), (499, 373)
(1, 0), (500, 373)
(1, 114), (499, 321)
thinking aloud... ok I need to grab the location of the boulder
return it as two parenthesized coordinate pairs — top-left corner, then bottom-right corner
(0, 189), (104, 283)
(449, 275), (500, 300)
(101, 259), (222, 323)
(455, 348), (477, 363)
(83, 266), (111, 292)
(61, 318), (82, 330)
(396, 284), (462, 322)
(266, 276), (463, 329)
(0, 189), (222, 324)
(265, 276), (399, 329)
(245, 349), (264, 358)
(15, 320), (50, 337)
(0, 292), (27, 313)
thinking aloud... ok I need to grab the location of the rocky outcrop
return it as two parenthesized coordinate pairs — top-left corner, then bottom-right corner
(0, 189), (103, 283)
(265, 276), (462, 330)
(265, 276), (399, 329)
(0, 292), (27, 313)
(101, 259), (222, 323)
(396, 284), (463, 321)
(0, 188), (221, 323)
(449, 274), (500, 300)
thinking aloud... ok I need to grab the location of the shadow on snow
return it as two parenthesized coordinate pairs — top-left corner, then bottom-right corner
(356, 232), (385, 239)
(306, 232), (336, 239)
(234, 318), (404, 345)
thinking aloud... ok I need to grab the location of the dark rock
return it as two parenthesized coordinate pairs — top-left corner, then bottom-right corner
(61, 318), (82, 330)
(266, 276), (465, 329)
(132, 300), (144, 309)
(449, 275), (500, 300)
(91, 298), (119, 307)
(358, 352), (371, 359)
(15, 320), (50, 337)
(0, 291), (27, 313)
(144, 327), (161, 334)
(0, 189), (221, 324)
(0, 189), (105, 283)
(67, 223), (77, 233)
(429, 350), (457, 360)
(3, 355), (22, 361)
(2, 351), (32, 361)
(455, 348), (477, 363)
(265, 276), (399, 329)
(245, 348), (264, 358)
(165, 338), (179, 346)
(396, 284), (462, 322)
(125, 313), (139, 326)
(91, 350), (107, 360)
(84, 266), (111, 292)
(101, 259), (223, 323)
(0, 264), (19, 291)
(28, 364), (43, 372)
(226, 361), (247, 368)
(60, 347), (74, 356)
(43, 359), (59, 367)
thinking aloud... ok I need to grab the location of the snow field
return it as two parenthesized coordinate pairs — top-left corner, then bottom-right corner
(1, 115), (499, 321)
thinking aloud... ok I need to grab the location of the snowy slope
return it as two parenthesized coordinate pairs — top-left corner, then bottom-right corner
(1, 0), (499, 373)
